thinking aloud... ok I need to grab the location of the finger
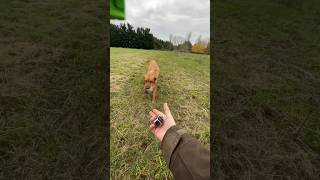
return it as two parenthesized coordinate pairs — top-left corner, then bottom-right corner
(163, 103), (173, 120)
(149, 111), (156, 123)
(152, 109), (164, 116)
(149, 124), (155, 131)
(163, 103), (171, 115)
(149, 111), (156, 117)
(149, 116), (156, 124)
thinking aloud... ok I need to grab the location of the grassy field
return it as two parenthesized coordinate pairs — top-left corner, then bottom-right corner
(213, 0), (320, 179)
(110, 47), (210, 179)
(0, 0), (107, 179)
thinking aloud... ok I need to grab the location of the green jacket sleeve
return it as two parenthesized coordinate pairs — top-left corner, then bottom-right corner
(161, 126), (210, 180)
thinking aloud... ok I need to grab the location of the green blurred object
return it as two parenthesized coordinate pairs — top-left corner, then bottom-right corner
(110, 0), (125, 20)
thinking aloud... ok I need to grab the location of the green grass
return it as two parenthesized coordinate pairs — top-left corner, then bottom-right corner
(213, 0), (320, 179)
(0, 0), (107, 179)
(110, 48), (210, 179)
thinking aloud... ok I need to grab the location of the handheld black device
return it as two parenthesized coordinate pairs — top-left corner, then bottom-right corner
(153, 115), (164, 128)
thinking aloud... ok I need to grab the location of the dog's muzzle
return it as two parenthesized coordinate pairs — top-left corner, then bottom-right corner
(144, 88), (152, 94)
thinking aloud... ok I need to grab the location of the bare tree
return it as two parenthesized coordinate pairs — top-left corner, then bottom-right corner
(186, 32), (192, 42)
(169, 34), (173, 43)
(171, 35), (184, 46)
(168, 32), (194, 52)
(196, 35), (202, 44)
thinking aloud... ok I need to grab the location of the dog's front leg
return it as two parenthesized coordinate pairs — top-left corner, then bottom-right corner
(152, 84), (157, 105)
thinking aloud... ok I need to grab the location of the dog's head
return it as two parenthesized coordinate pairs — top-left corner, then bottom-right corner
(144, 74), (157, 94)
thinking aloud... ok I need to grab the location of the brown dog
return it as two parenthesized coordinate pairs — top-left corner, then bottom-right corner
(144, 59), (159, 104)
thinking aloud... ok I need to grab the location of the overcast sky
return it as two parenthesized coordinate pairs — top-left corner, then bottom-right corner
(111, 0), (210, 44)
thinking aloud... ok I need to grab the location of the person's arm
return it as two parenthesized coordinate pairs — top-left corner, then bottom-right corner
(149, 103), (210, 180)
(161, 125), (210, 180)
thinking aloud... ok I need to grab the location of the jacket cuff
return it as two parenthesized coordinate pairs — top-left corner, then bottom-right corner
(161, 125), (185, 167)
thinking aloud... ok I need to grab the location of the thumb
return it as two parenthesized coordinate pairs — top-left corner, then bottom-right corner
(163, 103), (171, 116)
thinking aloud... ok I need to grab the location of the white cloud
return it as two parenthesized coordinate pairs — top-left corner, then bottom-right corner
(111, 0), (210, 44)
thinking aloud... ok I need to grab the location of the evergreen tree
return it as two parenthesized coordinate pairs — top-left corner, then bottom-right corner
(110, 23), (173, 50)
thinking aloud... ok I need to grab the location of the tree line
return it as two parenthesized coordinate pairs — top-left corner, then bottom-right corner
(111, 23), (173, 50)
(111, 23), (210, 54)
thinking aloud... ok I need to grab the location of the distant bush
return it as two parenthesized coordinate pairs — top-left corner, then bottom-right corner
(192, 42), (207, 54)
(191, 36), (210, 54)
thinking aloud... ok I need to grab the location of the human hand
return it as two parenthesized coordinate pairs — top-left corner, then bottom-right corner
(149, 103), (176, 142)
